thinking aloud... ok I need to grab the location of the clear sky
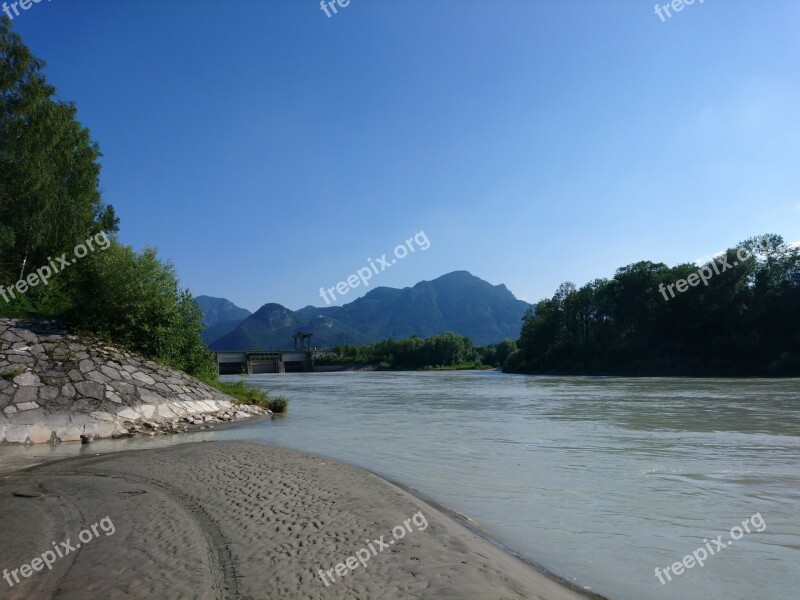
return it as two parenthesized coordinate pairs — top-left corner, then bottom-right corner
(10, 0), (800, 311)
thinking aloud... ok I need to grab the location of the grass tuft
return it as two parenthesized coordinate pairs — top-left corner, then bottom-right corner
(204, 377), (289, 413)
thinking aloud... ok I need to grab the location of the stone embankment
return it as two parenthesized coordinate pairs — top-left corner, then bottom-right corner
(0, 318), (270, 444)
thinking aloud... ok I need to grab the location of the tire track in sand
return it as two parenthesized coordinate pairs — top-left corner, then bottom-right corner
(58, 470), (239, 600)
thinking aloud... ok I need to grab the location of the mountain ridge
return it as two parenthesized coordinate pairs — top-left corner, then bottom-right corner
(204, 271), (531, 350)
(195, 296), (253, 345)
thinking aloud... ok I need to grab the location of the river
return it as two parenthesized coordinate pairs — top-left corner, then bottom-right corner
(2, 371), (797, 599)
(232, 371), (800, 600)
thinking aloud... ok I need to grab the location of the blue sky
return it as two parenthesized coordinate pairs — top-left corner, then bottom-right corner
(10, 0), (800, 311)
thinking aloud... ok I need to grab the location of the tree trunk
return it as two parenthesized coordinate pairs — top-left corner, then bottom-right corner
(19, 247), (28, 281)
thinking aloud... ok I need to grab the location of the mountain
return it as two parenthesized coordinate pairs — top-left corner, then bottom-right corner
(208, 271), (532, 350)
(195, 296), (252, 345)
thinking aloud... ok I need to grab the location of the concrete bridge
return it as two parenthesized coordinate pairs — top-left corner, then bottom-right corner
(214, 350), (326, 375)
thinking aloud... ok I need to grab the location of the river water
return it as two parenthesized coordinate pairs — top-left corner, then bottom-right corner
(230, 371), (800, 600)
(2, 371), (797, 599)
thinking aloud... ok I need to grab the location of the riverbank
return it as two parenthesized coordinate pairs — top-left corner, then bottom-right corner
(0, 318), (270, 444)
(0, 440), (596, 599)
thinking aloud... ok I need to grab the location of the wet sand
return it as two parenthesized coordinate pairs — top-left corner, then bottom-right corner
(0, 441), (596, 599)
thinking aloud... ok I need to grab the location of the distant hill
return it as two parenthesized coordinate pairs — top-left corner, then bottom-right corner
(195, 296), (252, 345)
(208, 271), (532, 350)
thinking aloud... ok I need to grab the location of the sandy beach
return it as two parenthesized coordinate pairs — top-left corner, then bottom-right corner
(0, 441), (595, 599)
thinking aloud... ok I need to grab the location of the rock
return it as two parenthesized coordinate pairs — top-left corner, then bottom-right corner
(15, 401), (40, 412)
(109, 381), (136, 396)
(28, 425), (52, 444)
(95, 422), (116, 437)
(4, 425), (30, 443)
(187, 401), (205, 413)
(99, 365), (121, 380)
(6, 354), (33, 364)
(54, 425), (83, 442)
(157, 404), (177, 419)
(42, 414), (70, 428)
(13, 371), (41, 386)
(39, 386), (60, 402)
(0, 317), (249, 444)
(200, 400), (217, 412)
(112, 423), (130, 437)
(16, 329), (37, 343)
(0, 366), (20, 378)
(1, 330), (21, 343)
(13, 386), (38, 404)
(117, 408), (139, 420)
(89, 411), (115, 422)
(139, 389), (165, 404)
(74, 381), (104, 400)
(85, 370), (110, 384)
(72, 398), (101, 413)
(131, 372), (155, 385)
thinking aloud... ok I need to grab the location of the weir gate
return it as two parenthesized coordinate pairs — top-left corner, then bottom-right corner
(214, 350), (328, 375)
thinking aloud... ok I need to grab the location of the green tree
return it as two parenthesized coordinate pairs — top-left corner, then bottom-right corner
(508, 234), (800, 376)
(0, 18), (118, 283)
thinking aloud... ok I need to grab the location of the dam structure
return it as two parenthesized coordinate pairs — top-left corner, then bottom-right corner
(214, 350), (328, 375)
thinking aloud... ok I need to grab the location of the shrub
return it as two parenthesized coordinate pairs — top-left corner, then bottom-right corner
(204, 377), (288, 413)
(66, 243), (216, 379)
(265, 396), (288, 413)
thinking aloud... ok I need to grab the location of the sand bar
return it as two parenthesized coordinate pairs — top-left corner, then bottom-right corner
(0, 441), (598, 599)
